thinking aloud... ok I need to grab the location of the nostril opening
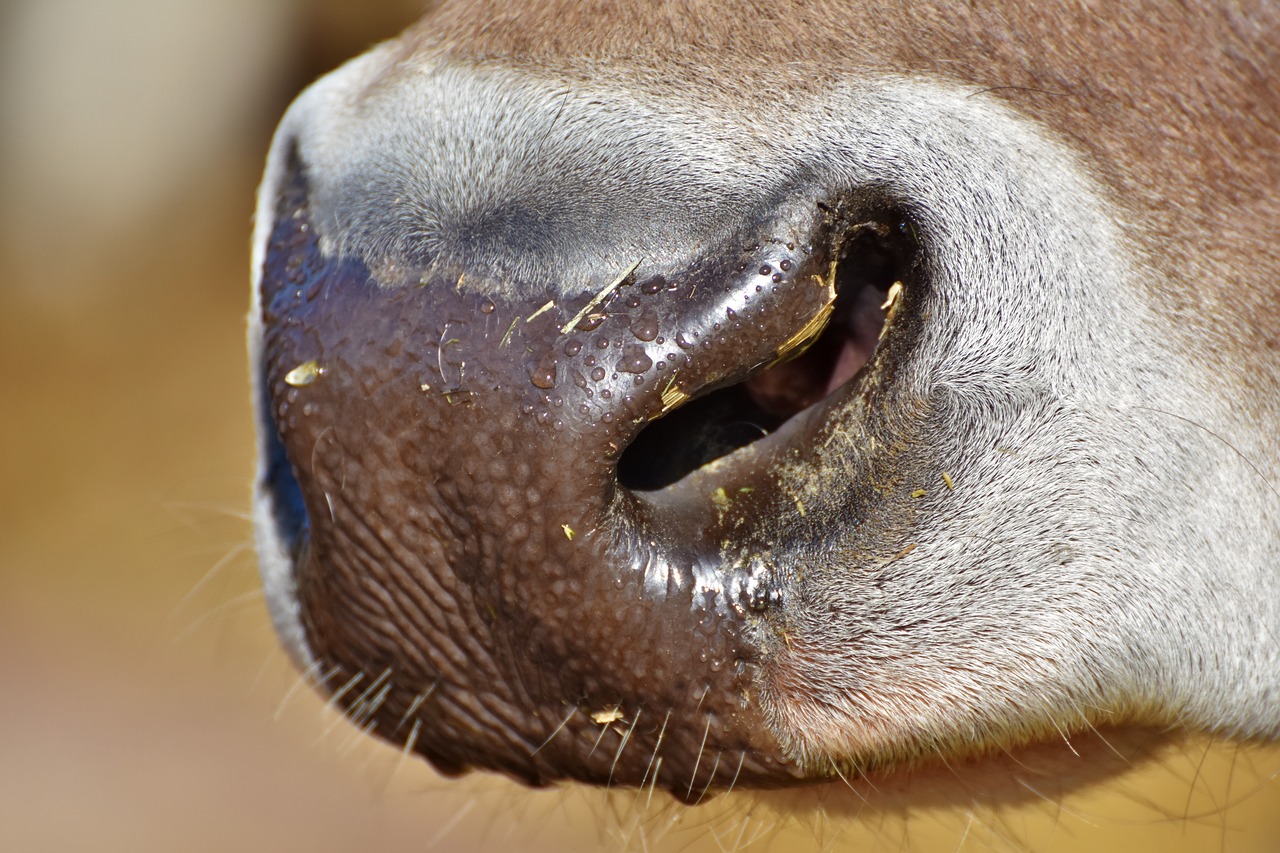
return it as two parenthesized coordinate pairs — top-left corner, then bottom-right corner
(617, 213), (914, 492)
(616, 384), (785, 491)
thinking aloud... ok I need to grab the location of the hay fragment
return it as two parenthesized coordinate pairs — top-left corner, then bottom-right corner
(560, 259), (642, 334)
(284, 360), (322, 387)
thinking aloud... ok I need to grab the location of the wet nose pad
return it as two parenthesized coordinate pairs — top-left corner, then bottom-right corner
(259, 157), (847, 790)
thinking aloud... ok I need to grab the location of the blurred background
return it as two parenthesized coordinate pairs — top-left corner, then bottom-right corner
(2, 1), (1278, 850)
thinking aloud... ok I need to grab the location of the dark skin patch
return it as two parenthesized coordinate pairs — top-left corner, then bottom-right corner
(257, 131), (942, 788)
(259, 149), (933, 796)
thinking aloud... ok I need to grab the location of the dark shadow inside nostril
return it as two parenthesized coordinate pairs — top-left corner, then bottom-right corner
(617, 216), (911, 492)
(616, 384), (785, 490)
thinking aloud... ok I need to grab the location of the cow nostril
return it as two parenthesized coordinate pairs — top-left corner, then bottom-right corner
(617, 216), (914, 492)
(616, 382), (784, 490)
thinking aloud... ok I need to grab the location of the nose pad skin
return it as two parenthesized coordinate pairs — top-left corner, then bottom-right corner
(258, 151), (863, 796)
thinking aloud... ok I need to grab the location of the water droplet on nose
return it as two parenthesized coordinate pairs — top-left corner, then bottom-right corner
(640, 275), (666, 294)
(630, 309), (659, 342)
(675, 331), (695, 349)
(590, 366), (606, 381)
(530, 352), (558, 389)
(576, 314), (605, 332)
(617, 345), (653, 375)
(564, 340), (582, 356)
(480, 298), (496, 314)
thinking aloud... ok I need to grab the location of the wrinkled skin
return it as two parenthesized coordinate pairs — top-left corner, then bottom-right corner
(251, 0), (1280, 806)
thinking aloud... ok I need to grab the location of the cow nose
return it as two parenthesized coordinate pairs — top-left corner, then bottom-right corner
(255, 151), (894, 795)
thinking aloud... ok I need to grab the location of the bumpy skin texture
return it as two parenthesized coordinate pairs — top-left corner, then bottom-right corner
(251, 0), (1280, 803)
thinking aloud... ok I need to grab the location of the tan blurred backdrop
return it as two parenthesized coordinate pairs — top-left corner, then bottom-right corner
(2, 2), (1278, 851)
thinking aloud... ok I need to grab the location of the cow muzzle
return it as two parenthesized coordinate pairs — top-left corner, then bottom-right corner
(255, 146), (925, 799)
